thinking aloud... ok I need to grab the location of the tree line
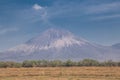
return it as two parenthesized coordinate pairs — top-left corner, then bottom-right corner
(0, 59), (120, 68)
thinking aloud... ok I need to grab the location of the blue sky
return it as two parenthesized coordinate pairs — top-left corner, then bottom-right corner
(0, 0), (120, 51)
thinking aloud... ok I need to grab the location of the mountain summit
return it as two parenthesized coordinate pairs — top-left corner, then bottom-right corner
(26, 28), (87, 46)
(0, 28), (120, 61)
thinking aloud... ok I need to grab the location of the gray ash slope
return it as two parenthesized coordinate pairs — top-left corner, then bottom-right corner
(0, 28), (120, 61)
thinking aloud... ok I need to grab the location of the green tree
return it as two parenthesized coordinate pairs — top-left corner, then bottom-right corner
(22, 60), (33, 67)
(81, 59), (99, 66)
(50, 60), (63, 67)
(64, 60), (76, 67)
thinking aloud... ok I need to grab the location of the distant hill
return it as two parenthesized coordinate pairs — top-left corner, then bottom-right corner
(112, 43), (120, 49)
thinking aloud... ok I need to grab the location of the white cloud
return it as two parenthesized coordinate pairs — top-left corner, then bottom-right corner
(33, 4), (43, 10)
(0, 27), (19, 35)
(85, 2), (120, 14)
(93, 14), (120, 20)
(31, 3), (48, 22)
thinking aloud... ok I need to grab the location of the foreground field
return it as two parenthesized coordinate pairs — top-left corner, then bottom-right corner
(0, 67), (120, 80)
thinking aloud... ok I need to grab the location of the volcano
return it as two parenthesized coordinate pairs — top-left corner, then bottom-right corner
(0, 28), (120, 61)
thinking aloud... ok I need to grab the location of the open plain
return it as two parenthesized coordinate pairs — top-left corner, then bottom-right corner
(0, 67), (120, 80)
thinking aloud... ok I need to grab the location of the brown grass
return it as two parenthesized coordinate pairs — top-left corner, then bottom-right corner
(0, 67), (120, 80)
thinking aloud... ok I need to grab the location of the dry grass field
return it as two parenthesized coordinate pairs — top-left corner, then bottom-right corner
(0, 67), (119, 80)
